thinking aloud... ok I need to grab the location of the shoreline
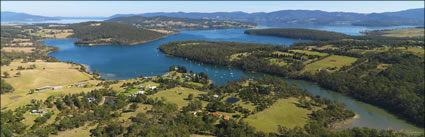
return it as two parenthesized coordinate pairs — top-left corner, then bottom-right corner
(330, 113), (360, 131)
(74, 32), (178, 46)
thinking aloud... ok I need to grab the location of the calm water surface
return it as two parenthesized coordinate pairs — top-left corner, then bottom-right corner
(45, 27), (423, 132)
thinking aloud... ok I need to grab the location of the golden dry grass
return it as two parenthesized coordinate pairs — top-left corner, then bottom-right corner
(1, 60), (100, 110)
(151, 87), (207, 109)
(289, 50), (328, 57)
(303, 55), (357, 73)
(381, 29), (424, 38)
(244, 98), (312, 133)
(52, 125), (96, 137)
(1, 47), (35, 53)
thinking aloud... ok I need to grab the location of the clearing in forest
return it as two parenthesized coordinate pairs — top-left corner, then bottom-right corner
(150, 87), (207, 109)
(244, 98), (312, 133)
(289, 50), (328, 56)
(303, 55), (357, 73)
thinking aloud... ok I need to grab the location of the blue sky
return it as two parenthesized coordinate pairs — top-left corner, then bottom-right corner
(1, 1), (424, 17)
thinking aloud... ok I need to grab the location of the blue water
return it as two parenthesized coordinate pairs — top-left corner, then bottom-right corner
(45, 27), (423, 132)
(226, 97), (240, 104)
(46, 29), (307, 85)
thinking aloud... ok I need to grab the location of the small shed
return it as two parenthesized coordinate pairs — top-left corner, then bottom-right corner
(36, 86), (52, 91)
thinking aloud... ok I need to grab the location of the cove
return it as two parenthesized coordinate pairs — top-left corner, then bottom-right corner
(45, 27), (423, 132)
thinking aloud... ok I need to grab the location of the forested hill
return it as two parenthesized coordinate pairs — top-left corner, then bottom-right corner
(159, 37), (424, 127)
(69, 22), (168, 46)
(111, 8), (425, 27)
(106, 16), (256, 31)
(245, 28), (350, 41)
(245, 28), (425, 41)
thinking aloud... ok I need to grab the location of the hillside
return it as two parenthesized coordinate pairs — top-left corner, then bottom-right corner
(362, 28), (425, 38)
(69, 22), (169, 46)
(111, 8), (425, 27)
(245, 28), (350, 41)
(159, 31), (425, 127)
(106, 16), (256, 31)
(1, 11), (59, 22)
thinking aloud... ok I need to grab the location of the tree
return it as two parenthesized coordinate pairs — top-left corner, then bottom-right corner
(15, 72), (21, 77)
(93, 69), (99, 77)
(188, 94), (194, 101)
(130, 103), (138, 112)
(1, 79), (14, 94)
(3, 72), (10, 78)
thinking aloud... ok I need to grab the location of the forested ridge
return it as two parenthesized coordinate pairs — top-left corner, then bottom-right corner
(158, 32), (425, 127)
(245, 28), (424, 41)
(106, 16), (256, 31)
(245, 28), (350, 41)
(308, 52), (424, 127)
(70, 21), (168, 46)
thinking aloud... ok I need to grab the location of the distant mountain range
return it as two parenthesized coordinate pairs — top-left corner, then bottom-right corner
(110, 8), (425, 27)
(1, 11), (107, 22)
(2, 8), (424, 27)
(1, 11), (60, 22)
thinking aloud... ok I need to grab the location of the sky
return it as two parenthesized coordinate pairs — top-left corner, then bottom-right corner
(1, 1), (424, 17)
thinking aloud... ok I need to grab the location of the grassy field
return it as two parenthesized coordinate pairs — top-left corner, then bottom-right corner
(348, 47), (424, 57)
(272, 51), (294, 56)
(1, 47), (35, 53)
(289, 50), (328, 57)
(406, 47), (424, 57)
(267, 57), (288, 66)
(380, 28), (424, 38)
(52, 124), (95, 137)
(190, 134), (215, 137)
(150, 87), (207, 109)
(1, 60), (100, 110)
(303, 55), (357, 73)
(244, 98), (312, 133)
(229, 52), (250, 61)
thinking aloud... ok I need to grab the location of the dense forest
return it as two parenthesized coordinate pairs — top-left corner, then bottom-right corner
(158, 36), (425, 127)
(245, 28), (350, 41)
(106, 16), (256, 31)
(69, 21), (168, 46)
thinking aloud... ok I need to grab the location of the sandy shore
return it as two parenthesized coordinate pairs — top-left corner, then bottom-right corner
(330, 113), (360, 131)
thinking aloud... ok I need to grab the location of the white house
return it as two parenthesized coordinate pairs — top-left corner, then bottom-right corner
(213, 94), (219, 98)
(150, 86), (157, 90)
(135, 91), (145, 95)
(52, 86), (63, 90)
